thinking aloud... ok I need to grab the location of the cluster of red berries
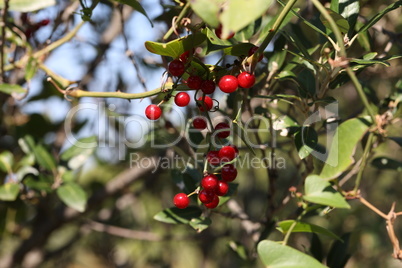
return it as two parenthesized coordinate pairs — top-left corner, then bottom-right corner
(144, 45), (260, 121)
(173, 161), (238, 210)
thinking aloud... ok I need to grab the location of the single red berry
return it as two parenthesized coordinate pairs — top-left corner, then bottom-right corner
(39, 19), (50, 26)
(218, 75), (238, 93)
(173, 193), (190, 209)
(216, 181), (229, 196)
(204, 195), (220, 209)
(174, 92), (190, 107)
(237, 72), (255, 88)
(179, 49), (194, 63)
(214, 122), (230, 139)
(214, 24), (235, 40)
(193, 117), (207, 130)
(145, 104), (162, 120)
(198, 189), (215, 203)
(201, 174), (219, 193)
(200, 80), (216, 94)
(248, 46), (263, 62)
(187, 75), (202, 89)
(207, 150), (220, 166)
(219, 146), (237, 162)
(168, 59), (185, 77)
(221, 164), (237, 182)
(197, 96), (213, 112)
(230, 145), (239, 156)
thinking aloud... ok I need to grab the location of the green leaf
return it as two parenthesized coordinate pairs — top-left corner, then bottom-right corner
(0, 84), (27, 95)
(277, 220), (342, 241)
(320, 9), (349, 34)
(190, 0), (224, 28)
(0, 0), (56, 12)
(153, 206), (203, 224)
(257, 240), (328, 268)
(371, 157), (402, 171)
(294, 127), (318, 159)
(113, 0), (153, 26)
(25, 57), (38, 81)
(0, 183), (20, 201)
(303, 175), (350, 209)
(189, 217), (212, 232)
(219, 0), (273, 39)
(0, 151), (14, 173)
(357, 1), (402, 34)
(33, 144), (57, 171)
(60, 136), (97, 169)
(57, 183), (87, 212)
(319, 117), (370, 180)
(24, 175), (53, 193)
(350, 58), (390, 67)
(223, 43), (256, 57)
(338, 0), (359, 33)
(145, 32), (206, 58)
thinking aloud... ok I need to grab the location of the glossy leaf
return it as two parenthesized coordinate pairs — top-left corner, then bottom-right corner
(219, 0), (273, 39)
(320, 9), (349, 34)
(0, 0), (56, 12)
(189, 217), (212, 232)
(338, 0), (359, 33)
(0, 183), (20, 201)
(257, 240), (328, 268)
(153, 206), (202, 224)
(57, 183), (87, 212)
(357, 1), (402, 34)
(371, 157), (402, 171)
(319, 117), (370, 180)
(0, 84), (27, 95)
(304, 175), (350, 209)
(113, 0), (153, 26)
(0, 151), (14, 173)
(294, 127), (318, 159)
(145, 32), (206, 58)
(277, 220), (341, 241)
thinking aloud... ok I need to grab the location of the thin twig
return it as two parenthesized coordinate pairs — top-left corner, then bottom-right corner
(359, 196), (388, 219)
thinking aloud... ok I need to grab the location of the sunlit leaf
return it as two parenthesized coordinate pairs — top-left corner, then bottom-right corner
(304, 175), (350, 209)
(189, 217), (212, 232)
(257, 240), (328, 268)
(0, 84), (27, 95)
(320, 9), (349, 34)
(0, 183), (20, 201)
(0, 151), (14, 173)
(277, 220), (342, 241)
(0, 0), (56, 12)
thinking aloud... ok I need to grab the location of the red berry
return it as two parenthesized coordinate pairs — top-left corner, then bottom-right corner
(218, 75), (238, 93)
(248, 46), (263, 62)
(168, 59), (185, 77)
(230, 145), (239, 156)
(214, 122), (230, 139)
(197, 96), (213, 112)
(237, 72), (255, 88)
(145, 104), (162, 120)
(174, 92), (190, 107)
(201, 174), (219, 193)
(179, 50), (194, 63)
(187, 75), (202, 89)
(207, 151), (220, 166)
(204, 195), (220, 209)
(218, 146), (237, 162)
(173, 193), (190, 209)
(221, 164), (237, 182)
(200, 80), (216, 94)
(198, 189), (215, 203)
(216, 181), (229, 196)
(193, 117), (207, 130)
(214, 24), (235, 40)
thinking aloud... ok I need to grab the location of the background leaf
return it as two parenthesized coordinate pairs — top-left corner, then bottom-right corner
(0, 84), (27, 95)
(0, 151), (14, 173)
(0, 0), (56, 12)
(0, 183), (20, 201)
(57, 183), (87, 212)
